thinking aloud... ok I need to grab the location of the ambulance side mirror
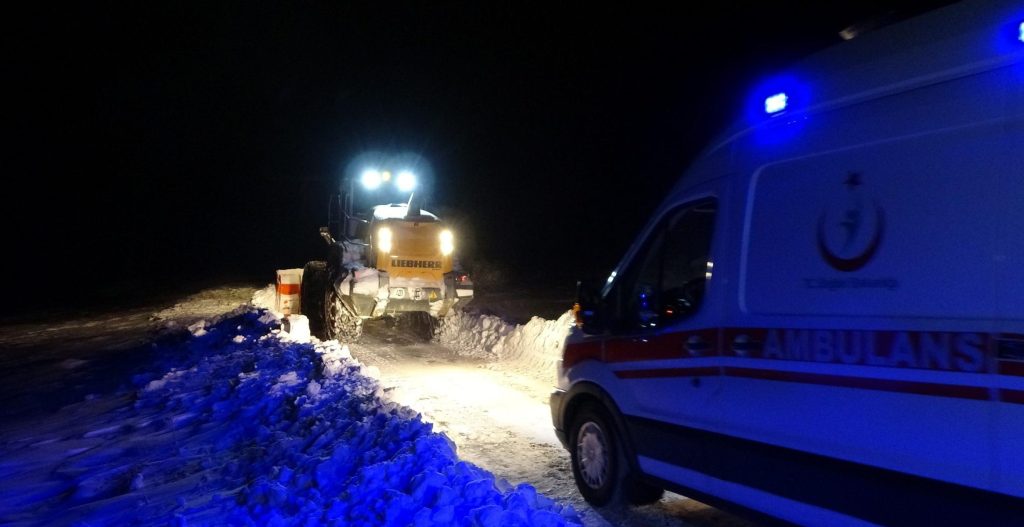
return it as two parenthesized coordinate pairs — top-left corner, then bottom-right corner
(574, 280), (606, 334)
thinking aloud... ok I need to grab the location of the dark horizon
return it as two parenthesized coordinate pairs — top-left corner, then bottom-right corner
(8, 2), (953, 314)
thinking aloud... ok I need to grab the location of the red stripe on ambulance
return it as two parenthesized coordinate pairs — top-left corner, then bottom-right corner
(563, 340), (602, 368)
(567, 327), (1024, 403)
(616, 366), (719, 379)
(722, 367), (990, 400)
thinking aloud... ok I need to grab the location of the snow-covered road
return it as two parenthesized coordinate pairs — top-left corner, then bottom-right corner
(351, 308), (757, 527)
(354, 323), (569, 497)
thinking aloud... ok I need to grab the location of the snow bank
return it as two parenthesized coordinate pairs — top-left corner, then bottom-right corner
(435, 310), (574, 382)
(0, 308), (581, 527)
(152, 286), (256, 323)
(251, 283), (276, 310)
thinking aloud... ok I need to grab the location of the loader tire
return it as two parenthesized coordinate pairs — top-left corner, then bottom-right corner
(325, 285), (363, 342)
(301, 261), (329, 339)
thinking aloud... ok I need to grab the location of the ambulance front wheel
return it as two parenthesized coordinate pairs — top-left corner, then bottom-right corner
(569, 403), (663, 506)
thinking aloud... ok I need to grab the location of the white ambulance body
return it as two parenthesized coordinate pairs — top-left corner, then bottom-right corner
(551, 1), (1023, 525)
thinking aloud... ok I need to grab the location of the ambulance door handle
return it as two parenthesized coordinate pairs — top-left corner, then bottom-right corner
(732, 335), (762, 357)
(685, 335), (710, 357)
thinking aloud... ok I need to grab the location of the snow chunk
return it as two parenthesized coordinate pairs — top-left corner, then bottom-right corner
(187, 320), (208, 337)
(270, 371), (302, 396)
(306, 380), (322, 398)
(257, 311), (279, 325)
(145, 368), (187, 392)
(360, 365), (381, 380)
(250, 283), (276, 309)
(59, 358), (89, 369)
(280, 314), (311, 343)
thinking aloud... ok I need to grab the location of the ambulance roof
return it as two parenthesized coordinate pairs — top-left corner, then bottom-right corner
(678, 0), (1022, 189)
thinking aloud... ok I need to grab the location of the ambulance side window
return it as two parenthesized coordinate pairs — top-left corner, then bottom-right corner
(616, 199), (717, 332)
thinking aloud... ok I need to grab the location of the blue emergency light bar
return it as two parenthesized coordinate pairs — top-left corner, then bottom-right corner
(764, 92), (789, 114)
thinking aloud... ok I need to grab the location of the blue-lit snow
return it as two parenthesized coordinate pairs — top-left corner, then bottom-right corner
(0, 307), (581, 527)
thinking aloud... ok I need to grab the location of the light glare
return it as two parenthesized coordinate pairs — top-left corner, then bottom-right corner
(377, 227), (393, 253)
(1019, 21), (1023, 43)
(361, 169), (382, 189)
(440, 229), (454, 256)
(765, 92), (788, 114)
(397, 171), (417, 192)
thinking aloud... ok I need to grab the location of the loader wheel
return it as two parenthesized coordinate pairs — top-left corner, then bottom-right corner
(325, 286), (363, 342)
(301, 261), (328, 338)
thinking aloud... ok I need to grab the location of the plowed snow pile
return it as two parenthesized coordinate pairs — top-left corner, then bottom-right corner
(0, 307), (581, 527)
(435, 309), (574, 383)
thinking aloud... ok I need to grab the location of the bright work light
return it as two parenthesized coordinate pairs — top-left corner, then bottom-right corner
(764, 92), (788, 114)
(361, 169), (382, 189)
(377, 227), (393, 253)
(440, 229), (454, 256)
(396, 171), (417, 192)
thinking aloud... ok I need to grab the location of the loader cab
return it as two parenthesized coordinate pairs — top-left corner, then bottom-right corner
(322, 192), (370, 244)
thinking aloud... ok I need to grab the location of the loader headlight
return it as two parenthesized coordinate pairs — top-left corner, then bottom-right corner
(439, 229), (454, 256)
(361, 169), (382, 189)
(396, 170), (417, 192)
(377, 227), (393, 253)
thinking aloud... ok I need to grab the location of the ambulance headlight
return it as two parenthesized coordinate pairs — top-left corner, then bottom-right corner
(377, 227), (393, 253)
(361, 169), (382, 189)
(396, 171), (417, 192)
(440, 229), (454, 256)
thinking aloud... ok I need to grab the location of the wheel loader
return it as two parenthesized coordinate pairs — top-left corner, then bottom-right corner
(295, 165), (473, 341)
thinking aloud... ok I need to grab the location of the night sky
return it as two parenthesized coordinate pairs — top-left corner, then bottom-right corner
(10, 1), (951, 313)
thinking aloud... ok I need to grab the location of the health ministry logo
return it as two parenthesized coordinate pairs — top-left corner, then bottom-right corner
(816, 172), (885, 272)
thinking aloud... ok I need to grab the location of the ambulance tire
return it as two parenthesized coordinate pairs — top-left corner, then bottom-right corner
(300, 261), (328, 339)
(569, 403), (663, 506)
(325, 286), (363, 342)
(626, 472), (665, 506)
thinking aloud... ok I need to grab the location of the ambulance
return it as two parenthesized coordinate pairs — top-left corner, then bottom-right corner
(550, 1), (1024, 525)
